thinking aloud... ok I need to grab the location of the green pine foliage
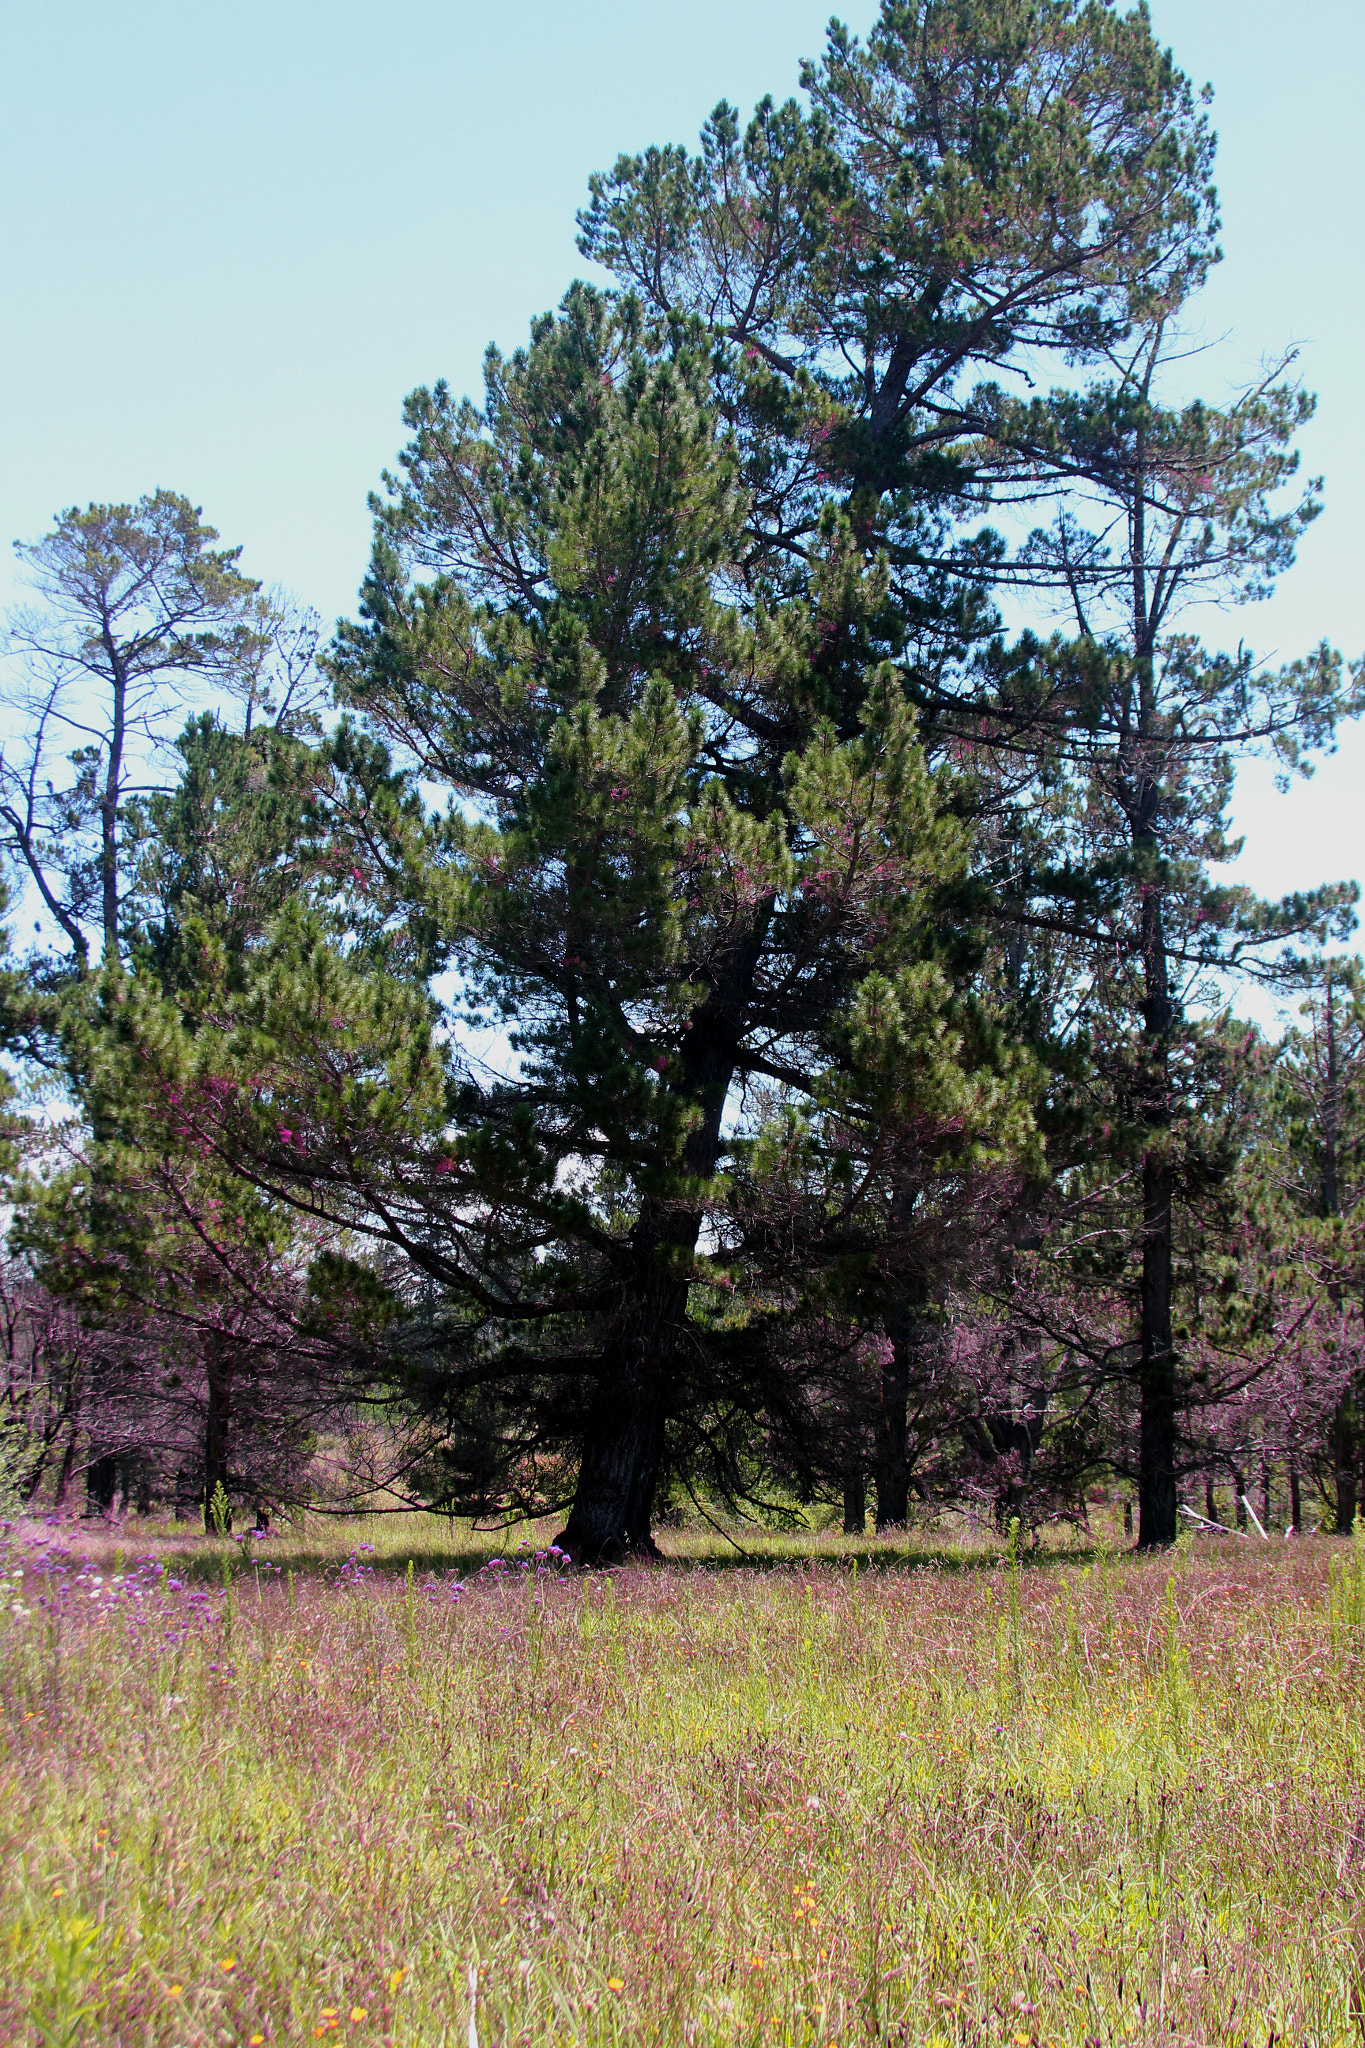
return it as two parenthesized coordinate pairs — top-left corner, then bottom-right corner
(4, 0), (1362, 1550)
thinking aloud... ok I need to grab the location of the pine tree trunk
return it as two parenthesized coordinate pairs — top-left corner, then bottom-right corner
(1322, 977), (1355, 1536)
(1137, 1149), (1177, 1546)
(1289, 1456), (1302, 1534)
(1205, 1472), (1217, 1524)
(874, 1305), (911, 1530)
(1133, 786), (1177, 1549)
(842, 1471), (866, 1536)
(556, 939), (765, 1561)
(555, 1381), (665, 1561)
(100, 639), (128, 962)
(203, 1339), (234, 1533)
(553, 1224), (689, 1562)
(1231, 1464), (1247, 1531)
(1335, 1390), (1358, 1535)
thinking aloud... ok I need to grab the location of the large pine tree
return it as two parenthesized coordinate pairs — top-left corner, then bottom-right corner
(319, 289), (1031, 1556)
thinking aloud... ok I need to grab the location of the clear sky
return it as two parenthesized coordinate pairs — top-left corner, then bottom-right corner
(2, 0), (1361, 1005)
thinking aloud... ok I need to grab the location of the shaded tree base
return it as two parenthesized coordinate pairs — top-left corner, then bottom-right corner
(550, 1526), (664, 1568)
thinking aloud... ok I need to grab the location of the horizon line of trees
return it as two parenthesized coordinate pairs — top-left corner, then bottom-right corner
(2, 0), (1363, 1556)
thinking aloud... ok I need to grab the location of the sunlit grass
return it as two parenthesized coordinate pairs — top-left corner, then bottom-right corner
(2, 1522), (1362, 2045)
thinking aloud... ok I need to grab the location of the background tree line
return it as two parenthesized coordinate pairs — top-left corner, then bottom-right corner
(2, 0), (1361, 1554)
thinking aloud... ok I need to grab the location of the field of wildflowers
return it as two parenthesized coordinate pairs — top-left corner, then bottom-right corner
(2, 1517), (1364, 2047)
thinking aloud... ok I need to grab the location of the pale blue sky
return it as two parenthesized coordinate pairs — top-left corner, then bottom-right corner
(2, 0), (1361, 1001)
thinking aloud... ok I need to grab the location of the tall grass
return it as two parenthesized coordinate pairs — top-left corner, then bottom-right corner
(2, 1522), (1362, 2045)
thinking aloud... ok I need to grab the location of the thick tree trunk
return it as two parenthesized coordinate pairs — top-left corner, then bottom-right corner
(203, 1339), (234, 1533)
(555, 935), (763, 1561)
(1204, 1472), (1217, 1525)
(1231, 1463), (1247, 1531)
(842, 1471), (866, 1536)
(86, 1452), (119, 1515)
(554, 1296), (672, 1563)
(874, 1304), (911, 1530)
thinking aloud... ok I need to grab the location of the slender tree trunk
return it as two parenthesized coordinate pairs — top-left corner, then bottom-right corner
(1205, 1472), (1217, 1524)
(874, 1303), (911, 1530)
(1123, 399), (1181, 1552)
(1137, 1144), (1177, 1545)
(842, 1471), (866, 1536)
(1335, 1395), (1358, 1536)
(6, 795), (89, 972)
(1319, 976), (1358, 1536)
(1289, 1456), (1302, 1534)
(1134, 783), (1178, 1548)
(48, 1347), (85, 1510)
(203, 1338), (234, 1533)
(26, 1371), (80, 1504)
(98, 629), (128, 962)
(53, 1418), (79, 1508)
(20, 1438), (51, 1503)
(1260, 1456), (1272, 1534)
(1231, 1463), (1247, 1531)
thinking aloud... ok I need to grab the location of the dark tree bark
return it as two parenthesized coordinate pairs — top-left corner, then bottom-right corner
(52, 1421), (79, 1508)
(1134, 730), (1178, 1548)
(553, 1272), (674, 1562)
(555, 939), (763, 1561)
(874, 1303), (912, 1530)
(1135, 1160), (1177, 1548)
(1335, 1400), (1358, 1537)
(98, 626), (128, 960)
(86, 1452), (119, 1514)
(203, 1337), (234, 1533)
(842, 1470), (866, 1536)
(1318, 975), (1359, 1537)
(1289, 1456), (1302, 1534)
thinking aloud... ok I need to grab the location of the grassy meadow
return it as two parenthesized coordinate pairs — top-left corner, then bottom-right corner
(2, 1514), (1364, 2048)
